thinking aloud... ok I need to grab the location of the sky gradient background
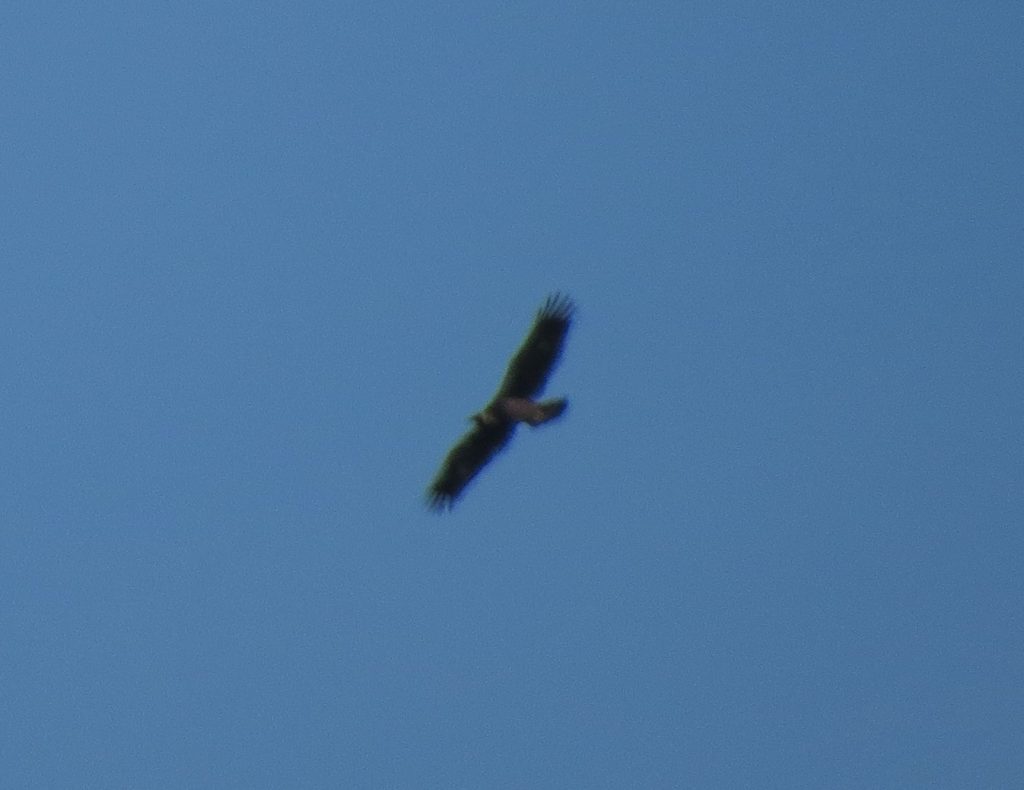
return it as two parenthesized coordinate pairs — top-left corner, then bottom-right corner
(2, 3), (1022, 788)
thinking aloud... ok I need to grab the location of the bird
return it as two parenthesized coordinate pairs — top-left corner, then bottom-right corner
(427, 293), (575, 511)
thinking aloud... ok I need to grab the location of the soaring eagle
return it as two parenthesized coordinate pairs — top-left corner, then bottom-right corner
(427, 293), (575, 511)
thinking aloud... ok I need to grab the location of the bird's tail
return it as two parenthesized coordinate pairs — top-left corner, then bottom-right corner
(535, 398), (567, 424)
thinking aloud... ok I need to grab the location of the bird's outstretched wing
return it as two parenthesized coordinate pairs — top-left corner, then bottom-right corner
(427, 421), (514, 511)
(496, 293), (574, 399)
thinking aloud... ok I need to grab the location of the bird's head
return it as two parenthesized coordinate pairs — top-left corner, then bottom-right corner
(470, 408), (499, 428)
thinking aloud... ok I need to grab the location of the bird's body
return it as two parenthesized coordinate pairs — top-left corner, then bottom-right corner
(427, 294), (574, 511)
(475, 396), (567, 427)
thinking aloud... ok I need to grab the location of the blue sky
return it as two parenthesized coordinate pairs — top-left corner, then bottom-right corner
(2, 3), (1021, 787)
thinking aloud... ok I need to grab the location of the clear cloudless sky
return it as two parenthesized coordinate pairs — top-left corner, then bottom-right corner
(2, 3), (1021, 788)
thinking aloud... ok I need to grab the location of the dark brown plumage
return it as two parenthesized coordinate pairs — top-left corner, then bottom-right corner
(427, 294), (575, 511)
